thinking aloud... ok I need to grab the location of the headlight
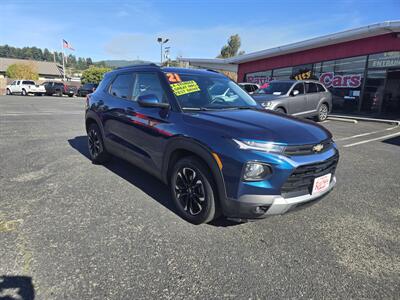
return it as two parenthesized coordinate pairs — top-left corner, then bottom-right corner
(243, 162), (272, 181)
(261, 101), (273, 108)
(233, 139), (286, 154)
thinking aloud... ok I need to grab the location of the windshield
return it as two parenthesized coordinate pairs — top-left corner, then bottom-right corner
(164, 72), (258, 110)
(255, 81), (293, 95)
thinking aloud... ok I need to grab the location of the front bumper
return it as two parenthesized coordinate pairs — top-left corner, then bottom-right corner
(224, 176), (336, 219)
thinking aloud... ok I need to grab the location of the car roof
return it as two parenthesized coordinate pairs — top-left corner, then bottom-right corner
(108, 64), (225, 77)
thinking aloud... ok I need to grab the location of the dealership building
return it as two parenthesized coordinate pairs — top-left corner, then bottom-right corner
(182, 21), (400, 118)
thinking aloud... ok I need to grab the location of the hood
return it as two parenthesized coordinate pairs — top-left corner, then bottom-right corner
(252, 94), (287, 103)
(183, 109), (331, 145)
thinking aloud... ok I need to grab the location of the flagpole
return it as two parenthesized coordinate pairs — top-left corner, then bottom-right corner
(61, 40), (66, 81)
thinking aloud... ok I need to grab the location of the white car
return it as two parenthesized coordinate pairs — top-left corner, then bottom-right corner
(238, 82), (260, 94)
(6, 80), (46, 96)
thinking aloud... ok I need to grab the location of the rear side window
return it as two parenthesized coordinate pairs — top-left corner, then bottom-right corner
(132, 72), (167, 102)
(292, 83), (304, 94)
(110, 73), (135, 99)
(305, 82), (318, 93)
(317, 84), (326, 92)
(22, 81), (35, 85)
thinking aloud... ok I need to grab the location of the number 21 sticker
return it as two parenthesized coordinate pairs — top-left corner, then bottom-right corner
(166, 73), (182, 83)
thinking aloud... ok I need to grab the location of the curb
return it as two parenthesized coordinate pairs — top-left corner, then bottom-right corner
(330, 114), (400, 126)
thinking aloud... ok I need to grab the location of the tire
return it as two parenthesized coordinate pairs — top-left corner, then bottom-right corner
(57, 90), (63, 97)
(21, 89), (27, 96)
(6, 89), (11, 95)
(315, 103), (329, 122)
(275, 107), (286, 114)
(170, 156), (219, 224)
(87, 123), (111, 164)
(68, 94), (73, 98)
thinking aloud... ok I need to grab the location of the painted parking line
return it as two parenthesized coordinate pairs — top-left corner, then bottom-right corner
(343, 131), (400, 147)
(0, 112), (82, 116)
(336, 125), (399, 141)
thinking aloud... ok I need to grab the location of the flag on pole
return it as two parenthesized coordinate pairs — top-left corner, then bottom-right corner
(62, 39), (75, 51)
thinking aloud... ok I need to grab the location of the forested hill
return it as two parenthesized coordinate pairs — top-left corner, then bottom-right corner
(0, 44), (94, 70)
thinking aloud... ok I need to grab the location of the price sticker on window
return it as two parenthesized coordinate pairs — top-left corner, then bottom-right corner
(170, 80), (201, 96)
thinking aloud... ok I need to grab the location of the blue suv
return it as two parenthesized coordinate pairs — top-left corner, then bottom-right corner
(85, 64), (339, 224)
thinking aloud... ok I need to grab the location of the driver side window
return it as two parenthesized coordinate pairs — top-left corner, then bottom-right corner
(292, 83), (304, 95)
(132, 72), (167, 103)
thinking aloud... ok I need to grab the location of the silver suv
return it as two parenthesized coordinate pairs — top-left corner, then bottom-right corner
(252, 80), (332, 121)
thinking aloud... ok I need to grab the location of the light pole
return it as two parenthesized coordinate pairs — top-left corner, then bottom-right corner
(164, 46), (170, 67)
(157, 37), (169, 65)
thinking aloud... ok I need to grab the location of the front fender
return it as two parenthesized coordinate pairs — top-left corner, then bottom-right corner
(162, 137), (228, 209)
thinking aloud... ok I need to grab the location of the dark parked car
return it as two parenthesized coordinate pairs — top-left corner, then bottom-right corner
(77, 83), (98, 97)
(252, 80), (332, 121)
(85, 65), (339, 224)
(43, 82), (77, 97)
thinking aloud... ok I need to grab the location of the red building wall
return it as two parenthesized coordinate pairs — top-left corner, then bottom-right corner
(238, 33), (400, 82)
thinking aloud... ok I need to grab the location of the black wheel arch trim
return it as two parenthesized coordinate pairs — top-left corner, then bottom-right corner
(162, 137), (228, 211)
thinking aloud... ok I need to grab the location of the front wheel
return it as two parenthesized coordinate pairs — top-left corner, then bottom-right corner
(87, 123), (111, 164)
(275, 107), (286, 114)
(315, 103), (329, 122)
(6, 89), (11, 95)
(170, 156), (219, 224)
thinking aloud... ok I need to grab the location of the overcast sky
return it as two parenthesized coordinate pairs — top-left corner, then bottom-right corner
(1, 0), (399, 62)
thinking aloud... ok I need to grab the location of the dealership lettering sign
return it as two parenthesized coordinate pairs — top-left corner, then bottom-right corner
(319, 72), (362, 88)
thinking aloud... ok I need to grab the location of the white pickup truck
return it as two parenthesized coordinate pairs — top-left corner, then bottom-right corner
(6, 80), (46, 96)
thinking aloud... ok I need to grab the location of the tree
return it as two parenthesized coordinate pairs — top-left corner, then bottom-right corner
(81, 66), (111, 84)
(6, 63), (39, 80)
(218, 34), (244, 58)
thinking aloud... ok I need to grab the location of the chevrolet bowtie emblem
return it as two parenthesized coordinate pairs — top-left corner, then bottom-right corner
(313, 144), (324, 152)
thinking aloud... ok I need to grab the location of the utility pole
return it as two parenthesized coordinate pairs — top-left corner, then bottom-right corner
(157, 37), (169, 65)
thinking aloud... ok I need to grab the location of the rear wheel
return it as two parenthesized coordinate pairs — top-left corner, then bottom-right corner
(170, 156), (219, 224)
(21, 89), (27, 96)
(87, 123), (111, 164)
(315, 103), (329, 122)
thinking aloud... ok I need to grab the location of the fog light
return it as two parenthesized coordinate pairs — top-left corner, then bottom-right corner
(243, 162), (272, 181)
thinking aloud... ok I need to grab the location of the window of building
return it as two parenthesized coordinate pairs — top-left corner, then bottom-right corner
(245, 70), (272, 85)
(110, 73), (135, 99)
(272, 67), (292, 80)
(368, 51), (400, 69)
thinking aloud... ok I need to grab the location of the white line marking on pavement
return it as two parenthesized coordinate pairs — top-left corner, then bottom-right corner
(343, 131), (400, 147)
(336, 126), (399, 141)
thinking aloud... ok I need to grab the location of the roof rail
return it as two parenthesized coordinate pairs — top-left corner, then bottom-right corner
(116, 63), (159, 69)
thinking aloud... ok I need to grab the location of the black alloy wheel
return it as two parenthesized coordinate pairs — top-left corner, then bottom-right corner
(171, 156), (218, 224)
(87, 123), (110, 164)
(175, 167), (206, 216)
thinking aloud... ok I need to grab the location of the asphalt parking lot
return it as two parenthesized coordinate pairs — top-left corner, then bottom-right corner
(1, 95), (399, 299)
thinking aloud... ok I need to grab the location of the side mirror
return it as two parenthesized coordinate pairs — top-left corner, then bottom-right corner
(292, 90), (300, 96)
(138, 94), (170, 109)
